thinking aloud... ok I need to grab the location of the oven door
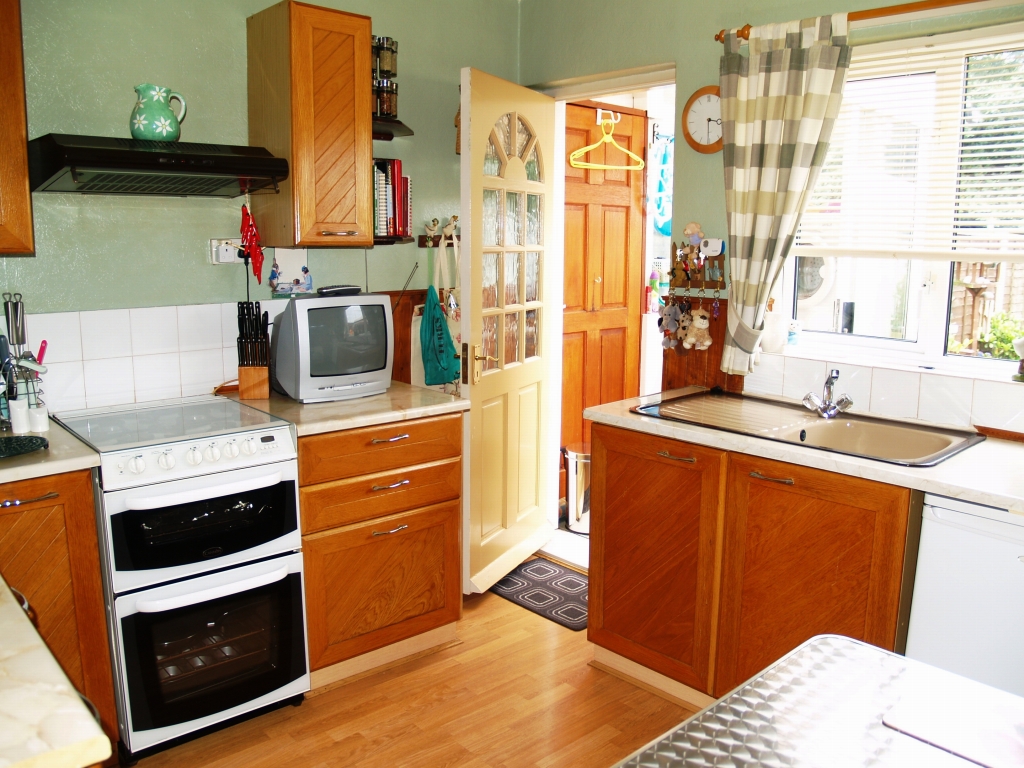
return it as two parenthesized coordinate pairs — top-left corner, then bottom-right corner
(114, 552), (309, 753)
(103, 460), (301, 593)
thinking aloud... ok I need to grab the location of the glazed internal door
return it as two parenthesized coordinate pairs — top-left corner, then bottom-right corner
(461, 68), (556, 592)
(561, 103), (646, 450)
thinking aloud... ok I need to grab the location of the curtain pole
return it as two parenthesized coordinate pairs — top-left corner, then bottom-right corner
(714, 0), (992, 42)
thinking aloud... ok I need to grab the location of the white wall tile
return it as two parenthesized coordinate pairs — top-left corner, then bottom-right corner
(220, 302), (238, 348)
(782, 358), (827, 401)
(80, 310), (132, 361)
(133, 353), (181, 402)
(177, 304), (222, 352)
(84, 357), (135, 408)
(42, 361), (86, 413)
(919, 375), (974, 428)
(869, 368), (920, 419)
(222, 345), (238, 382)
(180, 349), (225, 397)
(25, 313), (82, 363)
(745, 354), (785, 397)
(130, 306), (178, 356)
(972, 379), (1024, 432)
(827, 362), (871, 413)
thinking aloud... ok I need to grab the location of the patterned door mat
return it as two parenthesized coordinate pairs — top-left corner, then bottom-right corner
(490, 558), (588, 631)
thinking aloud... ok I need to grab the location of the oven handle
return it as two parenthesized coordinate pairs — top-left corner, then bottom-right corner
(124, 471), (284, 510)
(134, 564), (291, 613)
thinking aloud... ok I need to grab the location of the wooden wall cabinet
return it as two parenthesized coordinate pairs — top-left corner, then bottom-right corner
(589, 425), (914, 698)
(247, 0), (374, 248)
(0, 0), (34, 254)
(0, 470), (117, 746)
(299, 415), (463, 672)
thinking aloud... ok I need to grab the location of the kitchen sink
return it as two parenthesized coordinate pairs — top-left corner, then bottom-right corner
(631, 388), (984, 466)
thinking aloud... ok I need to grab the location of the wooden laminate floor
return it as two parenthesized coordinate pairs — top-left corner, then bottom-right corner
(139, 592), (692, 768)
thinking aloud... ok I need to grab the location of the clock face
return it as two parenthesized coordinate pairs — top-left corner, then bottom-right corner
(682, 86), (723, 154)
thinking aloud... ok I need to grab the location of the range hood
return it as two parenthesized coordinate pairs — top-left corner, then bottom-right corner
(28, 134), (288, 198)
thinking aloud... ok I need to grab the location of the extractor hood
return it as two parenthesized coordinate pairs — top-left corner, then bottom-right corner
(28, 134), (288, 198)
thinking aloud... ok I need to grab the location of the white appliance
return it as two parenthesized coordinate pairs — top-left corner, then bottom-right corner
(54, 396), (309, 764)
(905, 493), (1024, 698)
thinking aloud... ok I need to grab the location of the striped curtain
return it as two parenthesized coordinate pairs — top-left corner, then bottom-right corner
(719, 15), (851, 375)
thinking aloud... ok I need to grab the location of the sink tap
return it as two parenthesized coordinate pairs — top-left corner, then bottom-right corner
(803, 369), (853, 419)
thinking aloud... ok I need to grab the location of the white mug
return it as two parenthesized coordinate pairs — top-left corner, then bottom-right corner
(28, 405), (49, 433)
(9, 398), (30, 434)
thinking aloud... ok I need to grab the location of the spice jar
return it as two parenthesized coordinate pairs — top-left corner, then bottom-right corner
(374, 37), (397, 79)
(375, 79), (398, 118)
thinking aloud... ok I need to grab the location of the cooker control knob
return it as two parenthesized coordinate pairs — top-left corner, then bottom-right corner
(127, 456), (146, 474)
(185, 447), (203, 466)
(157, 452), (175, 470)
(241, 438), (258, 456)
(204, 445), (222, 463)
(223, 441), (240, 459)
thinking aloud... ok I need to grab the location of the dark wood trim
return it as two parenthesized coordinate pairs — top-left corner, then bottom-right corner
(974, 424), (1024, 443)
(380, 288), (427, 385)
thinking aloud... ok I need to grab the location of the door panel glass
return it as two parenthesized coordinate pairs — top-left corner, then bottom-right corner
(516, 117), (533, 158)
(482, 315), (498, 372)
(525, 252), (540, 303)
(504, 312), (520, 364)
(484, 137), (502, 177)
(506, 192), (523, 246)
(525, 309), (539, 358)
(504, 253), (520, 306)
(526, 195), (542, 245)
(525, 146), (541, 182)
(495, 113), (512, 157)
(483, 189), (501, 246)
(482, 253), (500, 309)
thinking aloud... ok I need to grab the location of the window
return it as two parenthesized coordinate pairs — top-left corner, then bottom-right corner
(785, 26), (1024, 373)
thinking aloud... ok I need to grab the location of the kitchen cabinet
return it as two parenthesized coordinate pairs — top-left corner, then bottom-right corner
(0, 0), (34, 254)
(589, 425), (915, 698)
(590, 425), (725, 693)
(247, 0), (374, 248)
(298, 415), (462, 672)
(714, 453), (911, 696)
(0, 470), (117, 746)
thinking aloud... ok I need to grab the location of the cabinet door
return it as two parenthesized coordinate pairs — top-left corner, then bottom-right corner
(290, 2), (373, 247)
(0, 471), (117, 744)
(590, 424), (726, 693)
(303, 500), (461, 670)
(715, 454), (911, 696)
(0, 0), (34, 254)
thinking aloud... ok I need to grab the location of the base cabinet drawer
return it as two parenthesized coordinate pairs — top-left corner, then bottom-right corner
(303, 500), (461, 670)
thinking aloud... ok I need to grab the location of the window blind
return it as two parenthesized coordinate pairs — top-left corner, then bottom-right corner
(794, 26), (1024, 262)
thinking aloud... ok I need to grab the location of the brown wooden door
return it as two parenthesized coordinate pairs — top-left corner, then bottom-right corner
(590, 424), (725, 694)
(0, 470), (117, 747)
(561, 104), (646, 449)
(0, 0), (34, 254)
(303, 500), (461, 670)
(714, 454), (911, 696)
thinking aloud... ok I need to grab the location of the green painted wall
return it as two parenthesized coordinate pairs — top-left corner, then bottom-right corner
(10, 0), (518, 313)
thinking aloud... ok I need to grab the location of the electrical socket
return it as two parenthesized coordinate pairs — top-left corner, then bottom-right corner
(210, 239), (244, 265)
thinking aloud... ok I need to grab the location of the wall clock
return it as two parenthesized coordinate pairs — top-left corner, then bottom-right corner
(682, 85), (723, 154)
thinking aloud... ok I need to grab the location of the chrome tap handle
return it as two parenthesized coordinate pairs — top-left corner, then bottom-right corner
(802, 392), (823, 413)
(823, 369), (840, 405)
(834, 393), (854, 413)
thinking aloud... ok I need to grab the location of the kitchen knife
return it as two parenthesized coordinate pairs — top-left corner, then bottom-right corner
(261, 311), (269, 365)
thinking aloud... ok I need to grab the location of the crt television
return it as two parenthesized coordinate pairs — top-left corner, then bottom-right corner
(270, 294), (394, 403)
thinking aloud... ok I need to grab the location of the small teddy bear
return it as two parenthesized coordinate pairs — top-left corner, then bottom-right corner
(682, 307), (713, 350)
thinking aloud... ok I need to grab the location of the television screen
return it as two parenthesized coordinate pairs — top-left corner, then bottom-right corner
(306, 304), (389, 376)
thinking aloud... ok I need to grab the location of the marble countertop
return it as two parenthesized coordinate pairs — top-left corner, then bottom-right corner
(0, 423), (100, 490)
(0, 576), (110, 768)
(228, 381), (469, 437)
(585, 388), (1024, 513)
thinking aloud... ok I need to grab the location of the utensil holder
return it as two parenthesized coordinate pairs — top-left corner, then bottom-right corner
(238, 366), (269, 400)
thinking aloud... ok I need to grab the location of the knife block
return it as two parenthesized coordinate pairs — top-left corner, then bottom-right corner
(238, 366), (269, 400)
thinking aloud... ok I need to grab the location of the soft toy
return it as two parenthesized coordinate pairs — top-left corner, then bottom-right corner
(682, 307), (713, 350)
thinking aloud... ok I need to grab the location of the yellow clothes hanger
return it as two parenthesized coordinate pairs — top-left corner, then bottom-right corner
(569, 118), (646, 171)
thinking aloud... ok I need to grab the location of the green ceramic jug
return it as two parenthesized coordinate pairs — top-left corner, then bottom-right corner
(129, 84), (186, 142)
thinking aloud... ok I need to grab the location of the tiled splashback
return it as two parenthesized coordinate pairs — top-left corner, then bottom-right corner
(15, 301), (291, 414)
(746, 353), (1024, 433)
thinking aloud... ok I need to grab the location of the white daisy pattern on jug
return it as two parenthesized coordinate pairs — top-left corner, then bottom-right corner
(153, 117), (173, 136)
(130, 84), (185, 141)
(150, 87), (167, 102)
(132, 114), (148, 131)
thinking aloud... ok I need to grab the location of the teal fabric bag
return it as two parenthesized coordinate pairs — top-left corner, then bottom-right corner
(420, 285), (460, 385)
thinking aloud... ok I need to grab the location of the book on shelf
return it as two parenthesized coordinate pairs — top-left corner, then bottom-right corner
(373, 158), (411, 239)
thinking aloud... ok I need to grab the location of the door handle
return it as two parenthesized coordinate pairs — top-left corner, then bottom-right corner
(371, 479), (410, 491)
(135, 564), (290, 613)
(471, 344), (497, 384)
(372, 523), (409, 536)
(371, 434), (409, 444)
(657, 450), (696, 463)
(319, 230), (358, 236)
(750, 471), (795, 485)
(1, 491), (59, 507)
(125, 472), (283, 510)
(474, 354), (498, 361)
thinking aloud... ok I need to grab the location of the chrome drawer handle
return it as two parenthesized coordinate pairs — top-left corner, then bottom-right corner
(1, 491), (59, 507)
(371, 433), (409, 444)
(372, 524), (409, 536)
(371, 479), (410, 491)
(320, 230), (358, 236)
(657, 450), (696, 463)
(750, 471), (795, 485)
